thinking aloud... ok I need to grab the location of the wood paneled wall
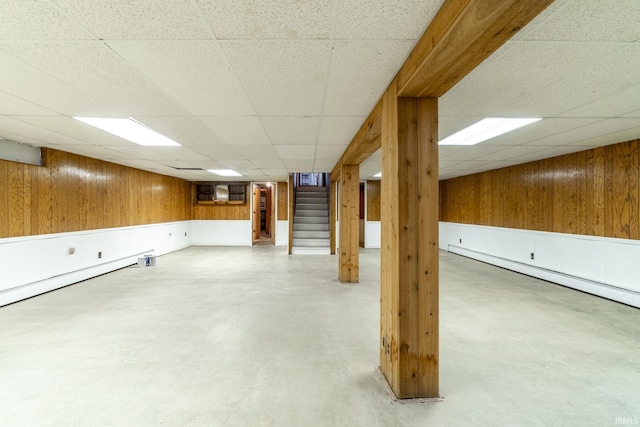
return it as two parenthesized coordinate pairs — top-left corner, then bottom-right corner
(440, 139), (640, 240)
(277, 181), (288, 220)
(366, 180), (381, 221)
(0, 148), (192, 239)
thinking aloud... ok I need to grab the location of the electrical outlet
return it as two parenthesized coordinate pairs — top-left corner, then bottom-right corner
(98, 251), (102, 259)
(530, 252), (534, 260)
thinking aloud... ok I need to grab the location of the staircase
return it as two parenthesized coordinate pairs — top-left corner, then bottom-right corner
(292, 186), (330, 255)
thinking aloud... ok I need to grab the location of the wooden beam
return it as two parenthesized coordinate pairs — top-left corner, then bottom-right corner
(397, 0), (554, 97)
(330, 161), (341, 183)
(339, 164), (359, 282)
(330, 0), (552, 173)
(330, 180), (337, 255)
(380, 81), (439, 398)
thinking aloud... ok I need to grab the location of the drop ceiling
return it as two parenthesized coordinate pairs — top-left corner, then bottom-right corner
(1, 0), (639, 183)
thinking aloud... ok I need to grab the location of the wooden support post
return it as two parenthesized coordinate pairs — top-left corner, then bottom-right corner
(339, 164), (359, 282)
(380, 80), (439, 398)
(330, 179), (337, 255)
(288, 174), (294, 255)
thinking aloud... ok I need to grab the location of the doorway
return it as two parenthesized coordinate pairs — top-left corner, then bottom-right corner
(252, 183), (275, 246)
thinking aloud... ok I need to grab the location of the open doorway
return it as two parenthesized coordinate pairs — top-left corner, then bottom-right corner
(252, 183), (275, 246)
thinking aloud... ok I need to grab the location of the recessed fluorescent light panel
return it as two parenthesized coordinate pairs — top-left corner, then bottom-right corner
(439, 118), (541, 146)
(208, 169), (242, 177)
(74, 117), (180, 147)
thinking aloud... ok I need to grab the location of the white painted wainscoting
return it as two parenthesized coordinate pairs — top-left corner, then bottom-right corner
(439, 222), (640, 308)
(275, 220), (289, 247)
(0, 221), (191, 307)
(364, 221), (381, 249)
(191, 220), (252, 246)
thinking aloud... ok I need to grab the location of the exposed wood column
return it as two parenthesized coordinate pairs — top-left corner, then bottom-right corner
(339, 164), (359, 282)
(380, 80), (439, 398)
(288, 174), (294, 255)
(330, 179), (337, 255)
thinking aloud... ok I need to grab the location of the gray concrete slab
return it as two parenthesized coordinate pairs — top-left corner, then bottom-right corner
(1, 247), (639, 426)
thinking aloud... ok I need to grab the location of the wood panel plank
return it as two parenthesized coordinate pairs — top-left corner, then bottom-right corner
(490, 169), (504, 227)
(612, 143), (630, 238)
(630, 140), (639, 240)
(24, 164), (37, 236)
(330, 180), (337, 255)
(575, 151), (588, 235)
(366, 180), (381, 221)
(563, 153), (578, 234)
(524, 162), (536, 231)
(552, 156), (564, 233)
(0, 160), (8, 238)
(276, 181), (287, 221)
(7, 160), (25, 237)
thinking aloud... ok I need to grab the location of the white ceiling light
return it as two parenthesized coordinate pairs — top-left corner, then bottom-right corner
(208, 169), (242, 177)
(373, 172), (382, 178)
(439, 118), (542, 146)
(74, 117), (181, 147)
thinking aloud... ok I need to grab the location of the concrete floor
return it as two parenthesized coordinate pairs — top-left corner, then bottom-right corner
(1, 247), (639, 426)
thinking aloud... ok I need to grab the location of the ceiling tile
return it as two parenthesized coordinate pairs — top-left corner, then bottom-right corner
(186, 160), (228, 169)
(561, 83), (640, 118)
(133, 116), (224, 147)
(283, 160), (314, 171)
(441, 41), (625, 118)
(148, 147), (210, 161)
(0, 49), (116, 116)
(323, 40), (414, 116)
(259, 169), (290, 179)
(198, 116), (270, 146)
(317, 116), (366, 145)
(221, 40), (331, 115)
(313, 160), (336, 172)
(469, 117), (604, 147)
(56, 0), (213, 40)
(315, 145), (345, 160)
(0, 91), (59, 116)
(444, 145), (512, 162)
(251, 159), (285, 169)
(13, 116), (134, 146)
(218, 159), (255, 170)
(523, 118), (640, 146)
(567, 126), (640, 148)
(334, 0), (441, 40)
(261, 116), (320, 145)
(108, 41), (254, 116)
(515, 0), (640, 42)
(187, 144), (244, 159)
(238, 145), (281, 161)
(0, 0), (95, 40)
(275, 145), (315, 160)
(1, 42), (186, 116)
(196, 0), (333, 39)
(0, 116), (86, 146)
(106, 145), (176, 161)
(517, 44), (640, 117)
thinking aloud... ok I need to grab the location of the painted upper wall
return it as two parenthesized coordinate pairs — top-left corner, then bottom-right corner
(440, 139), (640, 241)
(0, 148), (192, 239)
